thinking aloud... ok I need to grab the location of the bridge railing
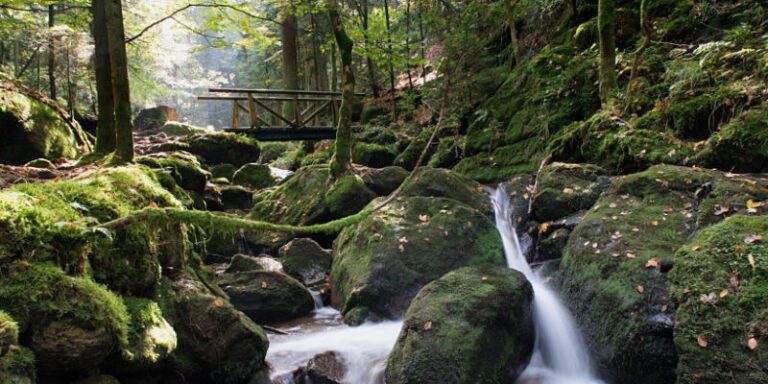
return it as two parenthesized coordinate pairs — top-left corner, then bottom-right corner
(198, 88), (365, 131)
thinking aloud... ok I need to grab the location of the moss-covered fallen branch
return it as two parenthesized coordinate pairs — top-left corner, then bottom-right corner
(99, 206), (376, 235)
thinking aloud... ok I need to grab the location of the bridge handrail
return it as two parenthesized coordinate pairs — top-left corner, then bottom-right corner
(208, 87), (365, 97)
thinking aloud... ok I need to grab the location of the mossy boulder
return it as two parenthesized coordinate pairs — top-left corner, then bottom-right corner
(0, 345), (35, 384)
(325, 175), (377, 219)
(402, 167), (490, 214)
(159, 121), (206, 136)
(0, 262), (129, 374)
(134, 106), (177, 132)
(232, 163), (276, 190)
(559, 165), (768, 384)
(121, 297), (177, 367)
(217, 270), (314, 323)
(331, 196), (504, 320)
(359, 166), (408, 195)
(136, 151), (210, 194)
(394, 130), (438, 170)
(220, 185), (254, 211)
(532, 162), (611, 222)
(0, 88), (79, 165)
(279, 238), (332, 286)
(247, 166), (332, 251)
(671, 215), (768, 384)
(428, 137), (463, 169)
(226, 254), (265, 273)
(210, 163), (238, 180)
(695, 106), (768, 173)
(186, 133), (261, 167)
(159, 271), (269, 384)
(352, 142), (397, 168)
(386, 267), (534, 384)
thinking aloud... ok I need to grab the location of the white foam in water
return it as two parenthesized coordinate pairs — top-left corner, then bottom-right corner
(490, 186), (605, 384)
(266, 307), (402, 384)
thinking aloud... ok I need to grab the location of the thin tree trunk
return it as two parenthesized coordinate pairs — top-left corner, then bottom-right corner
(280, 8), (300, 125)
(359, 0), (380, 97)
(104, 0), (133, 161)
(48, 5), (56, 100)
(598, 0), (617, 106)
(418, 7), (426, 82)
(93, 0), (116, 154)
(331, 43), (338, 92)
(383, 0), (397, 116)
(624, 0), (650, 114)
(405, 0), (414, 89)
(504, 0), (522, 64)
(329, 0), (355, 179)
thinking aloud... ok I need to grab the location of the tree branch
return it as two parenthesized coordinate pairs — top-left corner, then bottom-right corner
(125, 3), (280, 44)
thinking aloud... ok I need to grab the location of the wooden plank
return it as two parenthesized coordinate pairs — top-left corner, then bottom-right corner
(232, 101), (240, 128)
(198, 95), (339, 102)
(224, 127), (338, 141)
(210, 87), (365, 97)
(303, 101), (331, 124)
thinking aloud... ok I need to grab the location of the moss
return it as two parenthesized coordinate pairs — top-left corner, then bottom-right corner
(331, 196), (504, 320)
(217, 270), (314, 322)
(210, 163), (238, 180)
(232, 163), (275, 190)
(401, 167), (490, 213)
(0, 311), (18, 356)
(394, 129), (437, 170)
(670, 215), (768, 384)
(532, 162), (610, 222)
(186, 133), (261, 166)
(352, 142), (397, 168)
(325, 175), (377, 219)
(428, 137), (463, 169)
(0, 345), (35, 382)
(122, 297), (177, 365)
(360, 105), (390, 124)
(696, 105), (768, 172)
(559, 164), (768, 383)
(386, 267), (534, 384)
(159, 121), (207, 136)
(0, 262), (130, 352)
(136, 151), (210, 193)
(453, 152), (534, 183)
(0, 88), (79, 165)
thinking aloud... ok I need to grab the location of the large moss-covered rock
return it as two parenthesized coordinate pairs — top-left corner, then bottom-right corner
(247, 166), (332, 251)
(0, 262), (129, 374)
(134, 106), (177, 132)
(331, 196), (504, 320)
(695, 106), (768, 173)
(159, 121), (206, 136)
(359, 166), (408, 195)
(217, 270), (314, 323)
(0, 88), (79, 165)
(159, 271), (269, 384)
(325, 175), (377, 218)
(136, 151), (210, 194)
(121, 297), (177, 367)
(559, 165), (768, 384)
(401, 168), (490, 214)
(671, 215), (768, 384)
(279, 238), (332, 286)
(186, 133), (261, 167)
(352, 142), (397, 168)
(386, 267), (534, 384)
(532, 162), (610, 222)
(0, 310), (34, 383)
(232, 163), (276, 190)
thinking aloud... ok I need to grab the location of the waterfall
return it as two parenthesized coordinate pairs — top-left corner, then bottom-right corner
(490, 187), (604, 384)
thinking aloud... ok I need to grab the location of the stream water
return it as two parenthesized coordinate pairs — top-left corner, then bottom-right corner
(264, 187), (604, 384)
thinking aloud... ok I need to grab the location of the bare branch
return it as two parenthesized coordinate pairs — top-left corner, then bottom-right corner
(125, 2), (280, 44)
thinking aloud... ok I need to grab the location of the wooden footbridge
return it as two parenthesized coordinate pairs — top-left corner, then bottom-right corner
(198, 88), (364, 141)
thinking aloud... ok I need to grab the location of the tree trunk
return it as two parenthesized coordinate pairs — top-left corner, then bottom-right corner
(331, 43), (338, 92)
(504, 0), (522, 64)
(92, 0), (116, 154)
(625, 0), (650, 113)
(360, 0), (380, 97)
(405, 0), (414, 89)
(281, 8), (300, 125)
(48, 5), (56, 100)
(328, 0), (355, 179)
(383, 0), (397, 116)
(598, 0), (617, 106)
(418, 8), (426, 81)
(104, 0), (133, 162)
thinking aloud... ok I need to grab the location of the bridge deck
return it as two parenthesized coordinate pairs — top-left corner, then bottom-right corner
(223, 127), (338, 141)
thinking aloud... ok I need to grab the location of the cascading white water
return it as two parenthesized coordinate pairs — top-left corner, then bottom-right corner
(490, 187), (604, 384)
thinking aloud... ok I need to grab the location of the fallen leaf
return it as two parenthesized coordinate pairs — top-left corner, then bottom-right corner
(637, 285), (645, 293)
(746, 199), (764, 209)
(645, 257), (660, 269)
(713, 204), (730, 216)
(744, 234), (763, 244)
(664, 207), (674, 213)
(697, 335), (708, 348)
(467, 221), (473, 229)
(609, 203), (618, 208)
(748, 338), (758, 350)
(481, 276), (488, 282)
(538, 222), (549, 235)
(626, 251), (636, 259)
(418, 214), (430, 223)
(398, 244), (405, 252)
(719, 289), (729, 298)
(684, 203), (693, 209)
(692, 245), (701, 251)
(661, 304), (668, 312)
(261, 281), (268, 289)
(632, 227), (640, 233)
(748, 254), (756, 270)
(149, 201), (159, 208)
(652, 220), (659, 226)
(423, 321), (432, 331)
(563, 187), (574, 194)
(213, 298), (224, 307)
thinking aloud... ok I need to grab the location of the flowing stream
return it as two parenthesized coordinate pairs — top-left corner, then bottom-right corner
(490, 186), (604, 384)
(265, 187), (603, 384)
